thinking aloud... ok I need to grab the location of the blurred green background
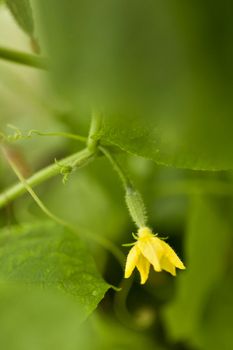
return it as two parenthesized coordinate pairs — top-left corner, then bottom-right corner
(0, 1), (233, 349)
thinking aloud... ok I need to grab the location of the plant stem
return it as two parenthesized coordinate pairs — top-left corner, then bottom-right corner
(26, 130), (87, 143)
(99, 146), (132, 190)
(0, 46), (47, 69)
(87, 112), (103, 152)
(0, 147), (94, 208)
(100, 146), (147, 228)
(1, 146), (65, 225)
(1, 128), (87, 144)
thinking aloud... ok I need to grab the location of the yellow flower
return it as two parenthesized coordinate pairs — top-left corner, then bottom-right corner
(124, 227), (185, 284)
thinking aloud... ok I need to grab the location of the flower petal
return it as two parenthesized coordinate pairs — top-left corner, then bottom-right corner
(124, 245), (140, 278)
(159, 240), (185, 270)
(138, 237), (162, 272)
(136, 254), (150, 284)
(160, 256), (176, 276)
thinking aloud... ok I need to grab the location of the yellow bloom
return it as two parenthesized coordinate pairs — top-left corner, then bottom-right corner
(124, 227), (185, 284)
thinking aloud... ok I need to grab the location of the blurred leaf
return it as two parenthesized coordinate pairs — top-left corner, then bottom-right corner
(196, 275), (233, 350)
(37, 0), (180, 112)
(5, 0), (34, 35)
(0, 222), (110, 314)
(0, 283), (164, 350)
(36, 1), (233, 170)
(101, 114), (233, 171)
(164, 195), (231, 345)
(0, 283), (89, 350)
(90, 314), (164, 350)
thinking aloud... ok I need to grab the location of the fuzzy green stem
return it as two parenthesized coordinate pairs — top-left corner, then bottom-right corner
(0, 147), (94, 208)
(100, 146), (147, 228)
(0, 46), (47, 69)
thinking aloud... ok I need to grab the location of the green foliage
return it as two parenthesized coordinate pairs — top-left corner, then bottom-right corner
(197, 276), (233, 350)
(101, 114), (233, 171)
(5, 0), (34, 35)
(164, 195), (232, 348)
(0, 222), (110, 313)
(0, 283), (88, 350)
(35, 0), (233, 170)
(0, 283), (164, 350)
(1, 2), (233, 349)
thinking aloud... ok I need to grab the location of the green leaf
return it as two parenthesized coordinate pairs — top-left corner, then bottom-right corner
(6, 0), (34, 35)
(36, 1), (233, 170)
(32, 1), (185, 108)
(0, 283), (89, 350)
(164, 195), (231, 346)
(196, 276), (233, 350)
(101, 113), (233, 171)
(0, 222), (110, 314)
(0, 283), (164, 350)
